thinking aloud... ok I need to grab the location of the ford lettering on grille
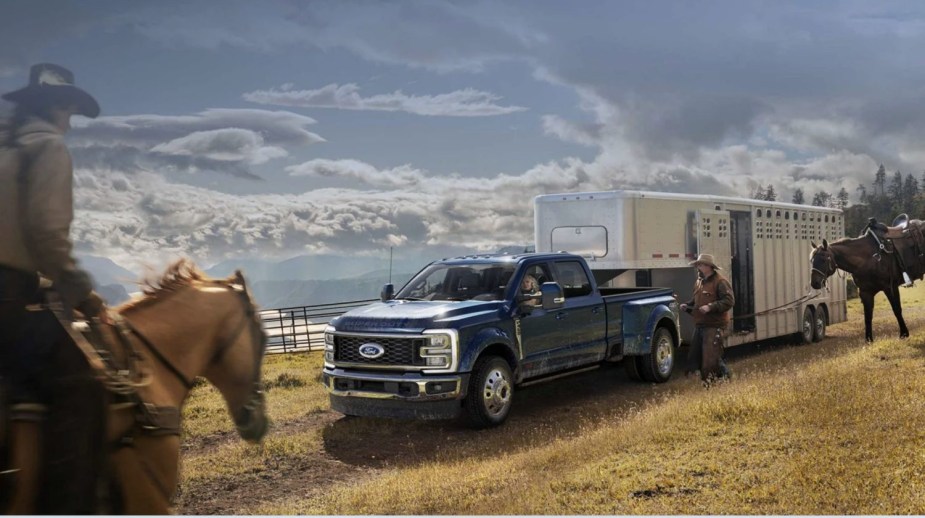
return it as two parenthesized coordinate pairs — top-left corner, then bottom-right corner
(358, 343), (385, 359)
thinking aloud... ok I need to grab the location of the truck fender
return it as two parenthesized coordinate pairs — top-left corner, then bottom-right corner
(622, 302), (678, 356)
(457, 326), (519, 376)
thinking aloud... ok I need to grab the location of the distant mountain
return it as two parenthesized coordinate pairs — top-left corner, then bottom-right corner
(249, 272), (416, 308)
(207, 254), (422, 281)
(77, 254), (140, 292)
(76, 252), (429, 309)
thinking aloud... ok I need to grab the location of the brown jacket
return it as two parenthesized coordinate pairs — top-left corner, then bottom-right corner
(683, 271), (734, 328)
(0, 116), (93, 306)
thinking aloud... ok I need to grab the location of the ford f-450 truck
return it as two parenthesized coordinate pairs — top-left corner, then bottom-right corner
(322, 252), (680, 427)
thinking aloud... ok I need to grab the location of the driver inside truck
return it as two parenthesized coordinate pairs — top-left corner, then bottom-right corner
(520, 274), (541, 306)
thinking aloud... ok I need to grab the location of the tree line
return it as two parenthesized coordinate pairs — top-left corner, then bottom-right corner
(750, 164), (924, 235)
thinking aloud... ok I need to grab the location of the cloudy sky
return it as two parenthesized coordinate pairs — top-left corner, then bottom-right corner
(3, 0), (924, 274)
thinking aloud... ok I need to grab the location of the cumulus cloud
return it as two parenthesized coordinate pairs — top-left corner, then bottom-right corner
(68, 108), (324, 178)
(286, 159), (428, 189)
(243, 83), (526, 117)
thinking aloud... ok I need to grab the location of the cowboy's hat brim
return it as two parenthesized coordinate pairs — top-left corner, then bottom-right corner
(2, 84), (100, 118)
(689, 260), (722, 269)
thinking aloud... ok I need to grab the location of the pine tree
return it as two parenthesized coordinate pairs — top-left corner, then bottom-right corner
(903, 175), (919, 213)
(812, 191), (832, 207)
(792, 188), (805, 205)
(835, 187), (850, 210)
(889, 170), (904, 209)
(875, 164), (887, 196)
(765, 184), (777, 201)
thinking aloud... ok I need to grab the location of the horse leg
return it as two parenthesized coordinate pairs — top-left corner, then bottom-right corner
(860, 290), (875, 343)
(885, 285), (910, 338)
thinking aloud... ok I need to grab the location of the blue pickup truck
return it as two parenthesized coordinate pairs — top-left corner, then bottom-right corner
(322, 252), (680, 427)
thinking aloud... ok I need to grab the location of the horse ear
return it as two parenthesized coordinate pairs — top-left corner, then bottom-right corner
(822, 238), (829, 249)
(811, 240), (817, 249)
(232, 269), (248, 293)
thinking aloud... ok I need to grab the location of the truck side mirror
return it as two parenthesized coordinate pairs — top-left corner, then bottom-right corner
(540, 282), (564, 310)
(380, 283), (395, 302)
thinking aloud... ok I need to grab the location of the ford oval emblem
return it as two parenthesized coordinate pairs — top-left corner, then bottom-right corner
(358, 342), (385, 359)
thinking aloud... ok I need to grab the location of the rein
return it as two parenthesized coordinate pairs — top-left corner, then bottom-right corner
(732, 290), (820, 320)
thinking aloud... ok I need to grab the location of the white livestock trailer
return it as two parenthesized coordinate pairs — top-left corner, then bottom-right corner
(534, 190), (847, 346)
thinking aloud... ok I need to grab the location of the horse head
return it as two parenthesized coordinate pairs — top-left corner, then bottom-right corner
(120, 260), (270, 444)
(810, 239), (837, 289)
(202, 270), (269, 443)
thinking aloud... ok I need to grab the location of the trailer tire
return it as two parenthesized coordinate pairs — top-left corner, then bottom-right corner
(624, 356), (643, 381)
(798, 307), (814, 344)
(464, 356), (514, 428)
(638, 327), (675, 383)
(812, 306), (827, 342)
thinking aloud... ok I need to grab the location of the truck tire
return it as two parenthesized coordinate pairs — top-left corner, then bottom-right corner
(464, 356), (514, 428)
(638, 327), (675, 383)
(812, 306), (827, 342)
(798, 307), (814, 344)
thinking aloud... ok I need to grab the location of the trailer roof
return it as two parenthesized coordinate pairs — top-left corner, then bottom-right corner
(534, 189), (843, 213)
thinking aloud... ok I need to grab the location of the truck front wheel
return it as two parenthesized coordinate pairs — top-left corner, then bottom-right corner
(638, 327), (675, 383)
(464, 356), (514, 428)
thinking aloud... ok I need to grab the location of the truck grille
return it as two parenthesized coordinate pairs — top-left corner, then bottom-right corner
(334, 335), (425, 366)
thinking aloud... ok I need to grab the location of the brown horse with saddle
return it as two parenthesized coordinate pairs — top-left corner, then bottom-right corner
(0, 260), (269, 514)
(810, 214), (925, 342)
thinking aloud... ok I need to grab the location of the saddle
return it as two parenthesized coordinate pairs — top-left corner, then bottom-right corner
(865, 215), (925, 283)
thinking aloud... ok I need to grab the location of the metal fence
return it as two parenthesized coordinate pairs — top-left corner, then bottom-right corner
(260, 299), (377, 353)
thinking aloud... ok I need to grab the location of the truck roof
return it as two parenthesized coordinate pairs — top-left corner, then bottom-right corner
(436, 251), (576, 265)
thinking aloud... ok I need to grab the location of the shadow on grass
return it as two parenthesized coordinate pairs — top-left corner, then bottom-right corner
(320, 334), (859, 470)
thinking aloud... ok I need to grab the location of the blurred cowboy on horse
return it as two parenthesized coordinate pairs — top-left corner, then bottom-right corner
(0, 63), (108, 514)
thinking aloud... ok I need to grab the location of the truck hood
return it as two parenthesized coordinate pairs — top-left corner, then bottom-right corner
(332, 300), (503, 333)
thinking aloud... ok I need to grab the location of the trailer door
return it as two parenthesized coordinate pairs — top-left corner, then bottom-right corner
(696, 209), (732, 271)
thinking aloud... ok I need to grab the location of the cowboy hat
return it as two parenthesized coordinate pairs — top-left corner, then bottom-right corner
(689, 253), (722, 270)
(2, 63), (99, 118)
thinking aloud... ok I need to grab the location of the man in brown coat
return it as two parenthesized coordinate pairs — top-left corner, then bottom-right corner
(680, 253), (734, 384)
(0, 63), (106, 513)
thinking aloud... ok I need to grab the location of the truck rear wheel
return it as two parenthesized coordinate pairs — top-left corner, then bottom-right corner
(464, 356), (514, 428)
(638, 327), (675, 383)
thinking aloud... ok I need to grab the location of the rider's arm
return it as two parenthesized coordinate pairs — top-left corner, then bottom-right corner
(22, 137), (94, 308)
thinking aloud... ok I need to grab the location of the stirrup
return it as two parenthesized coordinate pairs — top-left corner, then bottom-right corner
(902, 272), (914, 288)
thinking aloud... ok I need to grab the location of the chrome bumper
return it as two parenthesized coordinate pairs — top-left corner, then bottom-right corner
(322, 367), (467, 401)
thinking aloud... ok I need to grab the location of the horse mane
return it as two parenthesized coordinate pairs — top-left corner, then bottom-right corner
(118, 258), (214, 311)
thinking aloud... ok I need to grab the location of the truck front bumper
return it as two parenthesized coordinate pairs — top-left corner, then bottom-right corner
(322, 367), (471, 420)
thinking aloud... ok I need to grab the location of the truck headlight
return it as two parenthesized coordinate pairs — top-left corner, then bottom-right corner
(324, 325), (335, 363)
(421, 330), (457, 371)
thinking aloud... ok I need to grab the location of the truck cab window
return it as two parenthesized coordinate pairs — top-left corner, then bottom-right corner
(554, 261), (592, 298)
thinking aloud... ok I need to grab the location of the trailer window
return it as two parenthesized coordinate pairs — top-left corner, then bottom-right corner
(550, 226), (607, 258)
(553, 261), (592, 298)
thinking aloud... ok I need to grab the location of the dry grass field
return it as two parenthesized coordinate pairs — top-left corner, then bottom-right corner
(174, 284), (925, 514)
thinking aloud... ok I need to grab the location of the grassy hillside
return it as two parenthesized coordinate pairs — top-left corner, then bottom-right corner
(175, 282), (925, 514)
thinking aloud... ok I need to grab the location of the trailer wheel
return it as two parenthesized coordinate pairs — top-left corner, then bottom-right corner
(638, 327), (675, 383)
(464, 356), (514, 428)
(798, 307), (814, 344)
(624, 356), (643, 381)
(812, 306), (827, 342)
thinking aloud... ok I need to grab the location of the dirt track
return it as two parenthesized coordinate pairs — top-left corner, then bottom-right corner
(174, 320), (874, 514)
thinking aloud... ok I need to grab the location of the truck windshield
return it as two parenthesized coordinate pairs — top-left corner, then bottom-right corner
(396, 263), (517, 302)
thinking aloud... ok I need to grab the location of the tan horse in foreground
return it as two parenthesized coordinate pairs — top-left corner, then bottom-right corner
(1, 260), (269, 514)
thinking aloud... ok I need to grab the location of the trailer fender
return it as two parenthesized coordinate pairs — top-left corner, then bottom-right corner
(622, 300), (678, 356)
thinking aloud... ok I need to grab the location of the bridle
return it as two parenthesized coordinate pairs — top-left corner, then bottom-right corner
(811, 249), (838, 288)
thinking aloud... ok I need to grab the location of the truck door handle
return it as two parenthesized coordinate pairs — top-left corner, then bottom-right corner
(556, 312), (567, 320)
(591, 307), (602, 314)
